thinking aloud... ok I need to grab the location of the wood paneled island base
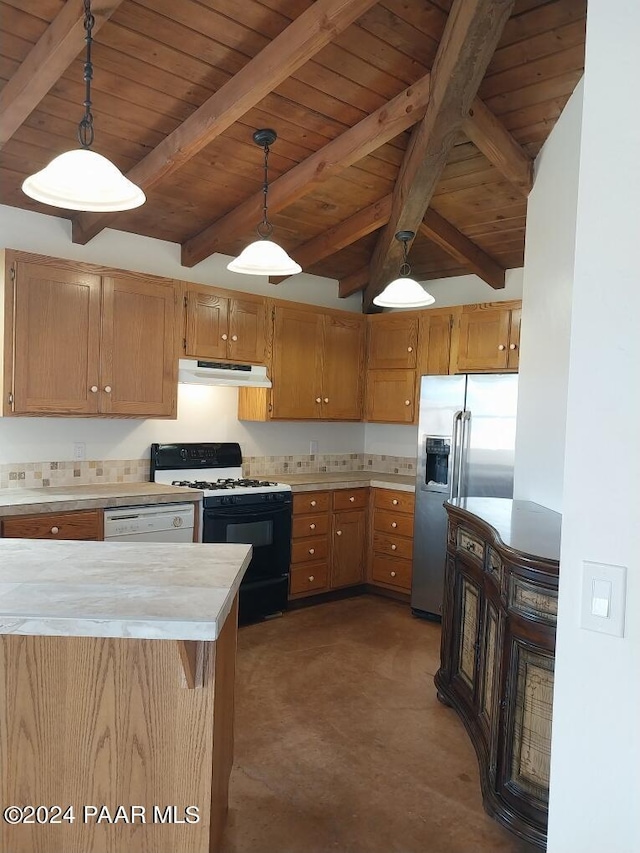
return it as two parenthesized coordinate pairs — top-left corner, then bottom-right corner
(0, 598), (237, 853)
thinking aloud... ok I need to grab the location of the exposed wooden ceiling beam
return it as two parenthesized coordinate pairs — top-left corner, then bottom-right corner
(339, 267), (370, 299)
(71, 0), (379, 245)
(462, 97), (533, 195)
(363, 0), (515, 311)
(420, 209), (505, 289)
(269, 195), (393, 285)
(0, 0), (124, 149)
(181, 73), (433, 268)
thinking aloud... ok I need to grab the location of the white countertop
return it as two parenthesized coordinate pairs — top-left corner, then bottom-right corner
(0, 483), (203, 516)
(0, 539), (251, 641)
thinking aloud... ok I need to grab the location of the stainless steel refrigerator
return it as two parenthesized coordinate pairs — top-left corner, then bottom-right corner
(411, 373), (519, 618)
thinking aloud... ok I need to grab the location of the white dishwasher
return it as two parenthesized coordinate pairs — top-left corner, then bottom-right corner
(103, 503), (195, 542)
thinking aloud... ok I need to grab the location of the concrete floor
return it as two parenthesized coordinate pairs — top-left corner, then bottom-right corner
(222, 595), (539, 853)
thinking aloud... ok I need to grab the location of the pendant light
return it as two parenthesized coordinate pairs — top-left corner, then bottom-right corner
(22, 0), (145, 212)
(227, 129), (301, 276)
(373, 231), (435, 309)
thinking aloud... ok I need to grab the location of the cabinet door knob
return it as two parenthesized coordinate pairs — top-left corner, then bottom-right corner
(231, 335), (238, 341)
(90, 385), (98, 393)
(407, 346), (413, 352)
(309, 523), (316, 530)
(390, 571), (396, 578)
(309, 575), (315, 582)
(404, 400), (411, 406)
(349, 496), (355, 502)
(309, 548), (315, 555)
(336, 530), (342, 536)
(315, 397), (322, 403)
(392, 499), (398, 505)
(391, 544), (397, 550)
(221, 334), (228, 341)
(391, 522), (397, 528)
(310, 500), (317, 507)
(50, 526), (59, 534)
(509, 343), (517, 350)
(324, 397), (329, 403)
(104, 385), (112, 393)
(498, 344), (506, 351)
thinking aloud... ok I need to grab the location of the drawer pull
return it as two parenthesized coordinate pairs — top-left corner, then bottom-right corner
(391, 544), (397, 551)
(104, 385), (112, 393)
(221, 334), (228, 341)
(391, 522), (397, 528)
(392, 499), (398, 506)
(466, 542), (476, 551)
(310, 500), (317, 507)
(498, 344), (506, 351)
(405, 400), (411, 406)
(336, 530), (342, 536)
(90, 385), (98, 393)
(308, 575), (314, 582)
(309, 548), (315, 555)
(390, 571), (397, 578)
(231, 335), (238, 341)
(50, 526), (59, 534)
(324, 397), (329, 404)
(407, 346), (413, 352)
(315, 397), (322, 403)
(509, 343), (517, 350)
(309, 523), (316, 530)
(349, 496), (355, 502)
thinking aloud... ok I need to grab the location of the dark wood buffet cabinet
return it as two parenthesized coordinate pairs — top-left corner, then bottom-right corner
(436, 498), (561, 849)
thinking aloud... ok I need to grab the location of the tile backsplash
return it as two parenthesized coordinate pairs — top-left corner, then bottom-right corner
(0, 453), (416, 490)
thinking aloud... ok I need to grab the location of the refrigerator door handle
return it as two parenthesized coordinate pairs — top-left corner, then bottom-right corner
(457, 410), (471, 499)
(449, 411), (463, 500)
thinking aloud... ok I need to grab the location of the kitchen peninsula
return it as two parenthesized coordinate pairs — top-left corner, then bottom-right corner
(0, 538), (252, 853)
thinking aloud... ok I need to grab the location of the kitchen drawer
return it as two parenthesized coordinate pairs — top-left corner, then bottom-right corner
(1, 509), (103, 540)
(373, 509), (414, 538)
(457, 526), (484, 563)
(290, 563), (329, 595)
(371, 555), (412, 591)
(373, 489), (415, 514)
(292, 491), (330, 515)
(373, 531), (413, 560)
(332, 488), (368, 511)
(292, 513), (329, 539)
(291, 536), (329, 564)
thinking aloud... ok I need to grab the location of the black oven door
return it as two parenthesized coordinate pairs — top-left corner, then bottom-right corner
(203, 502), (292, 584)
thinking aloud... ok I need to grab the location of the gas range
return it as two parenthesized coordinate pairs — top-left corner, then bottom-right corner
(150, 442), (292, 506)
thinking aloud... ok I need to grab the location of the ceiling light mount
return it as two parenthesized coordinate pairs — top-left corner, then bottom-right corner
(21, 0), (145, 213)
(227, 128), (301, 276)
(372, 229), (435, 309)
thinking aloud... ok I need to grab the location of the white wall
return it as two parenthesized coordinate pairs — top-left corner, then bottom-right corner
(416, 266), (523, 306)
(0, 204), (362, 312)
(513, 81), (583, 512)
(547, 1), (640, 850)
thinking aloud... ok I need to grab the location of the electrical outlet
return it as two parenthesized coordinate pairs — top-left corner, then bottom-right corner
(310, 440), (319, 454)
(73, 442), (86, 461)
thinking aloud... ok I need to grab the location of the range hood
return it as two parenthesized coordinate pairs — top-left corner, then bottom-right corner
(178, 359), (272, 388)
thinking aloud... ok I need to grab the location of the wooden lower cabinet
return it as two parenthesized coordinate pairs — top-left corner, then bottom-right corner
(1, 509), (103, 540)
(368, 488), (415, 593)
(436, 500), (560, 849)
(289, 489), (367, 599)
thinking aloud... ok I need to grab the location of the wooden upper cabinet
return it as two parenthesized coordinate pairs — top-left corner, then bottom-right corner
(183, 284), (266, 364)
(3, 254), (178, 418)
(271, 305), (323, 419)
(365, 369), (416, 423)
(417, 311), (454, 376)
(101, 275), (176, 417)
(452, 303), (521, 373)
(320, 314), (364, 420)
(367, 314), (418, 369)
(507, 307), (521, 370)
(9, 261), (102, 415)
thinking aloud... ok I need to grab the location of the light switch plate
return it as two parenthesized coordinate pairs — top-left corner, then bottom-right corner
(580, 561), (627, 637)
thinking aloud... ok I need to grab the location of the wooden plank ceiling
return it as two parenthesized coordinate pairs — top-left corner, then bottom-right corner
(0, 0), (586, 309)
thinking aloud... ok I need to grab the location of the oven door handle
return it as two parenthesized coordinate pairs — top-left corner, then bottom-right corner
(204, 503), (291, 519)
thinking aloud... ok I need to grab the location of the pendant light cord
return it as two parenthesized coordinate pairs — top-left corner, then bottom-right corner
(257, 140), (274, 239)
(399, 236), (412, 278)
(78, 0), (95, 148)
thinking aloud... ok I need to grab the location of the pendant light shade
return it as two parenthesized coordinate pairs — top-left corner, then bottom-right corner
(22, 149), (145, 212)
(21, 0), (144, 213)
(227, 129), (301, 277)
(373, 231), (435, 309)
